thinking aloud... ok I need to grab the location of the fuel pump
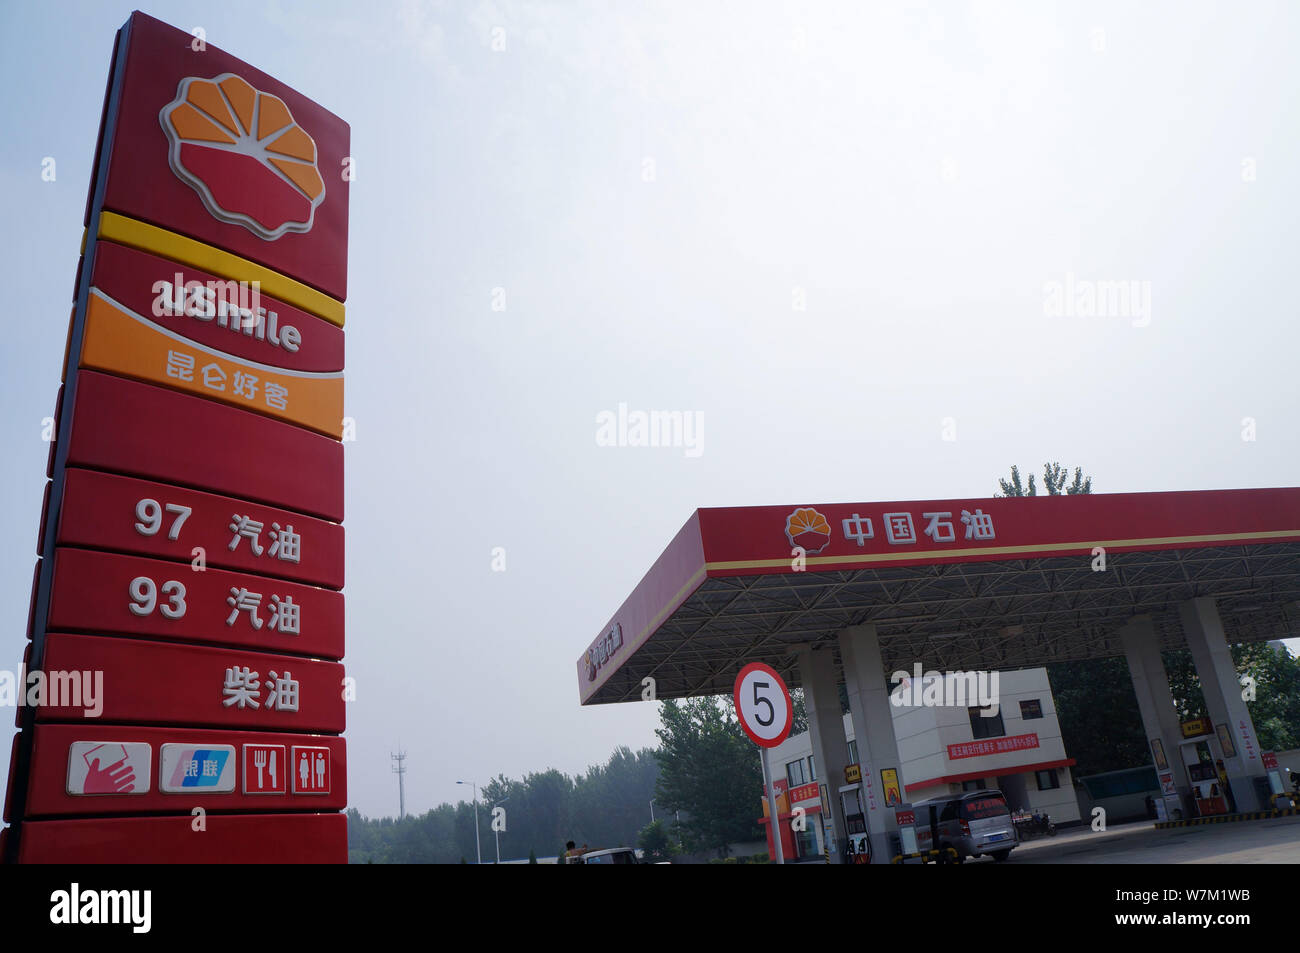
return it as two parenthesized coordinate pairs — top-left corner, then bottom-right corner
(1179, 735), (1229, 816)
(838, 783), (871, 863)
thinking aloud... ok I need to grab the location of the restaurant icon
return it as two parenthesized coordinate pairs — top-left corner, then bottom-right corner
(243, 743), (287, 794)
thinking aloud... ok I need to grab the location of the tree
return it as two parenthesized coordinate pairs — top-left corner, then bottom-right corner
(528, 848), (538, 864)
(637, 820), (673, 863)
(1045, 656), (1149, 776)
(790, 688), (808, 734)
(996, 461), (1092, 497)
(653, 696), (764, 856)
(998, 463), (1149, 774)
(1164, 642), (1300, 752)
(994, 464), (1300, 774)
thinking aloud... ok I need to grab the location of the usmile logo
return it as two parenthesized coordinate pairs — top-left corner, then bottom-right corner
(160, 73), (325, 240)
(784, 507), (832, 554)
(586, 622), (623, 681)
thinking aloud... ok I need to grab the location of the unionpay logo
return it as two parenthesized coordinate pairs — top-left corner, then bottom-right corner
(159, 744), (235, 793)
(784, 507), (832, 554)
(160, 73), (326, 240)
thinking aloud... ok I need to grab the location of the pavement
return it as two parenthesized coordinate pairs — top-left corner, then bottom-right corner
(989, 813), (1300, 863)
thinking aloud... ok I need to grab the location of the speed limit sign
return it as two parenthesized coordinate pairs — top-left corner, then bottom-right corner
(733, 662), (793, 748)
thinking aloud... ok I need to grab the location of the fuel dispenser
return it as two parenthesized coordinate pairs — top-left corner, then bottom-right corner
(838, 782), (871, 863)
(1178, 721), (1232, 817)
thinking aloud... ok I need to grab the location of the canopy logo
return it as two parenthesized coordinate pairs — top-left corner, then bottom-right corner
(160, 73), (326, 241)
(784, 507), (831, 554)
(586, 622), (623, 681)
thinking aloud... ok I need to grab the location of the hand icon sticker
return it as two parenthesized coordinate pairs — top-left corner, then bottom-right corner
(67, 742), (151, 796)
(83, 756), (137, 794)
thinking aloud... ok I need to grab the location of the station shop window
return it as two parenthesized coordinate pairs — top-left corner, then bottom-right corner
(968, 707), (1005, 740)
(1036, 769), (1059, 791)
(786, 759), (806, 788)
(847, 740), (858, 765)
(809, 756), (816, 781)
(962, 778), (984, 792)
(1081, 768), (1158, 800)
(1020, 699), (1043, 720)
(794, 824), (820, 859)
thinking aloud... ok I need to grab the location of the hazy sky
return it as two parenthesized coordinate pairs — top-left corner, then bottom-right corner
(1, 0), (1297, 821)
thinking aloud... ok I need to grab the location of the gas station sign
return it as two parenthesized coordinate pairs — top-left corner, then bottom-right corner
(37, 633), (346, 733)
(79, 289), (343, 437)
(46, 548), (344, 659)
(65, 372), (344, 522)
(96, 15), (350, 301)
(21, 724), (345, 816)
(3, 11), (349, 864)
(88, 242), (345, 373)
(55, 469), (344, 588)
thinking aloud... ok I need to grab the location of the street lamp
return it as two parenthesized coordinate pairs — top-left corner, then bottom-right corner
(493, 795), (510, 864)
(650, 799), (655, 824)
(457, 780), (482, 865)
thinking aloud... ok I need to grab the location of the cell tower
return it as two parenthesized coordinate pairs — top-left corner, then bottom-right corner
(391, 749), (407, 819)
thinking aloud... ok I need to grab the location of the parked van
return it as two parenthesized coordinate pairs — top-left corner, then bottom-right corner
(913, 789), (1018, 863)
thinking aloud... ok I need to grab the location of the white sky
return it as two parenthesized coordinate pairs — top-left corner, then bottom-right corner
(1, 0), (1297, 820)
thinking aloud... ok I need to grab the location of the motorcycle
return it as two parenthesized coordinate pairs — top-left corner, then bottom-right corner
(1011, 810), (1056, 838)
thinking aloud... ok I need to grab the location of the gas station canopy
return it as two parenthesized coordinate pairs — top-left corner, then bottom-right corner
(577, 488), (1300, 705)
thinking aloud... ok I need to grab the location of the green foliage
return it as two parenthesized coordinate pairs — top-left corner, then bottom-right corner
(790, 688), (808, 734)
(994, 465), (1299, 770)
(346, 747), (659, 863)
(997, 462), (1092, 497)
(653, 696), (764, 856)
(637, 819), (673, 863)
(1164, 642), (1300, 752)
(1043, 645), (1300, 777)
(1045, 657), (1150, 775)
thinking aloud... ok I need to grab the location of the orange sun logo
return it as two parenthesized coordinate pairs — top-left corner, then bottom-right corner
(784, 507), (831, 554)
(160, 73), (325, 241)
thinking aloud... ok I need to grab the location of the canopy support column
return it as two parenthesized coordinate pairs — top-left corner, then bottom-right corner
(1178, 597), (1269, 812)
(796, 645), (848, 861)
(1120, 614), (1192, 819)
(840, 622), (903, 864)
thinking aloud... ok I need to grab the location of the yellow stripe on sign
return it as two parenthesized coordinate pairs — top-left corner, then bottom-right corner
(96, 211), (346, 328)
(80, 289), (344, 439)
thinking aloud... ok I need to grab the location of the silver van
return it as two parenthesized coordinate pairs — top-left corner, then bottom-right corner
(913, 789), (1018, 863)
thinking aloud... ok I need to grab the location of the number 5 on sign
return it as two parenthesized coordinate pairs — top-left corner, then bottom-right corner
(734, 662), (793, 748)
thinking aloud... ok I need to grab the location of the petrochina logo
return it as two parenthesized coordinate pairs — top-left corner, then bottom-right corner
(160, 73), (325, 241)
(785, 507), (831, 554)
(586, 622), (623, 681)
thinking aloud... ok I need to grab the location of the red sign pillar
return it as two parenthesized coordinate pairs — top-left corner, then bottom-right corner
(4, 11), (350, 863)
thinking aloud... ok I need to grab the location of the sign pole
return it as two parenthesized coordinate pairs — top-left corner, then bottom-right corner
(735, 661), (794, 865)
(761, 746), (785, 865)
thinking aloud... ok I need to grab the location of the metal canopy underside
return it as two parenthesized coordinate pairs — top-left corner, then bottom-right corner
(586, 542), (1300, 704)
